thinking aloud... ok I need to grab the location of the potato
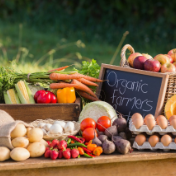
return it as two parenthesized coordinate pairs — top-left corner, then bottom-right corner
(26, 127), (32, 135)
(12, 137), (29, 148)
(0, 147), (10, 161)
(10, 147), (30, 161)
(27, 142), (45, 157)
(27, 128), (43, 143)
(40, 139), (49, 148)
(11, 124), (27, 138)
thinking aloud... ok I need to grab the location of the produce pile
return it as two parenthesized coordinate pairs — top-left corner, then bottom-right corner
(2, 51), (176, 165)
(127, 48), (176, 73)
(31, 119), (80, 140)
(80, 114), (132, 155)
(0, 60), (101, 103)
(0, 124), (47, 162)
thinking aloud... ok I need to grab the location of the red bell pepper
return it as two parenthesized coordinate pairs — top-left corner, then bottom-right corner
(34, 90), (57, 103)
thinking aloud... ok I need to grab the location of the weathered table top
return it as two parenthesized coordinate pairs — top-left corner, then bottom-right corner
(1, 151), (176, 171)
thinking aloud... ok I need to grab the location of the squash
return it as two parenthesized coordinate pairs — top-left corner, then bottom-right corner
(165, 95), (176, 120)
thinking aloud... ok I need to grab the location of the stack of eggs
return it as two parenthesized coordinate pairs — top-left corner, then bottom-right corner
(131, 113), (176, 150)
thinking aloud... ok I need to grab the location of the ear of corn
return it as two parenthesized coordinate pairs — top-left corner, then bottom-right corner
(3, 89), (21, 104)
(15, 80), (35, 104)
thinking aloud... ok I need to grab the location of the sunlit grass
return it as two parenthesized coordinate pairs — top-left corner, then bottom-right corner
(0, 23), (129, 73)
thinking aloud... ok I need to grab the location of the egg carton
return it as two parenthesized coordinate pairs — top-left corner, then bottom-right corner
(129, 119), (176, 135)
(133, 141), (176, 151)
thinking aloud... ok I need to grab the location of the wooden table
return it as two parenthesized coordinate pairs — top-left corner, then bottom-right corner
(1, 151), (176, 176)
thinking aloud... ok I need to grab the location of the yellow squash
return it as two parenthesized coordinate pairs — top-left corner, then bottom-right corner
(165, 94), (176, 120)
(57, 87), (76, 103)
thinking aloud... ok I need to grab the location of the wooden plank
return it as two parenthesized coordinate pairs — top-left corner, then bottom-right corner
(0, 151), (176, 171)
(0, 152), (176, 176)
(0, 159), (176, 176)
(0, 98), (81, 122)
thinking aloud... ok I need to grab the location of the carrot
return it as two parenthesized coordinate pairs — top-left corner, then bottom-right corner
(73, 73), (103, 82)
(72, 79), (97, 98)
(50, 80), (98, 98)
(49, 73), (83, 80)
(78, 91), (99, 101)
(48, 66), (69, 72)
(77, 78), (98, 87)
(50, 83), (75, 89)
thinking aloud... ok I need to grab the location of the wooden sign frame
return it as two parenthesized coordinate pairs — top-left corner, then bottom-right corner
(96, 63), (169, 117)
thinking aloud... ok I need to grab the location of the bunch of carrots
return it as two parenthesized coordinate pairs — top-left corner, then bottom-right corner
(48, 66), (103, 101)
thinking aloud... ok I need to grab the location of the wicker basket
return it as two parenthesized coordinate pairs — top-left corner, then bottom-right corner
(30, 119), (80, 141)
(120, 44), (176, 114)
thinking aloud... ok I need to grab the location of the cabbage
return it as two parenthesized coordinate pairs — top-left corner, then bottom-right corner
(28, 84), (44, 96)
(79, 101), (118, 123)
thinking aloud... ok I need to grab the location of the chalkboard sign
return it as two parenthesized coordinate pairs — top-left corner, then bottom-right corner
(96, 64), (169, 121)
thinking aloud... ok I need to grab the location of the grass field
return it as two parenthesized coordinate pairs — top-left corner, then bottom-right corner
(0, 22), (172, 72)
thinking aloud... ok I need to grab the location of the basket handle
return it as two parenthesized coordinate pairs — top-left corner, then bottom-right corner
(120, 44), (135, 67)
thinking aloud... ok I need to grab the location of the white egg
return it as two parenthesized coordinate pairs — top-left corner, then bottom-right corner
(44, 124), (52, 131)
(54, 121), (66, 128)
(49, 124), (63, 134)
(37, 122), (46, 128)
(64, 122), (75, 133)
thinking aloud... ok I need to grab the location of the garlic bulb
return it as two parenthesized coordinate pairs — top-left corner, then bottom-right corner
(44, 124), (52, 131)
(64, 122), (74, 133)
(54, 121), (66, 128)
(37, 122), (46, 128)
(49, 124), (63, 134)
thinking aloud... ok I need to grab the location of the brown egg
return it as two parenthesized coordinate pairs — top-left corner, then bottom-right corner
(131, 113), (144, 129)
(148, 135), (159, 147)
(156, 115), (168, 129)
(169, 115), (176, 123)
(161, 134), (172, 146)
(170, 118), (176, 129)
(135, 134), (146, 146)
(144, 114), (156, 130)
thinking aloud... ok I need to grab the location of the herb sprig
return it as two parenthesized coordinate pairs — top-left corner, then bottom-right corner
(75, 59), (100, 78)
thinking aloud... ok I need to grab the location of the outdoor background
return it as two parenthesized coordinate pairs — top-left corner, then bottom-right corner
(0, 0), (176, 72)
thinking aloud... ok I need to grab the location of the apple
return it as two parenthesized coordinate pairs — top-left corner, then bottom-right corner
(161, 63), (176, 73)
(168, 49), (176, 62)
(133, 56), (148, 70)
(142, 53), (153, 59)
(154, 54), (170, 65)
(127, 52), (142, 67)
(172, 61), (176, 68)
(144, 59), (161, 72)
(165, 54), (174, 63)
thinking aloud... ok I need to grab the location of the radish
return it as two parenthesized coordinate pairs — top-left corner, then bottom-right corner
(71, 148), (79, 158)
(57, 140), (67, 150)
(63, 148), (71, 159)
(58, 150), (63, 159)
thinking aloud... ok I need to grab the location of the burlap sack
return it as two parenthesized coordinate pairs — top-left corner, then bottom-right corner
(0, 110), (14, 126)
(0, 110), (32, 149)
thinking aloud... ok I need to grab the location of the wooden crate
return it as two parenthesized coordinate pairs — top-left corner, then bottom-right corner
(0, 98), (81, 122)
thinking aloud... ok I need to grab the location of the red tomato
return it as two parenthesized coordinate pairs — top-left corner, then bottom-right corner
(96, 116), (111, 132)
(82, 128), (97, 142)
(80, 118), (96, 131)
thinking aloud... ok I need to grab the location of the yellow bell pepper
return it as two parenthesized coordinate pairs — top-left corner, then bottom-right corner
(57, 87), (76, 103)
